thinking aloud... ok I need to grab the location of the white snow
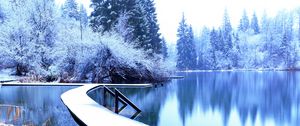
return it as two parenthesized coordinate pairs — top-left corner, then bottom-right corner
(0, 69), (17, 81)
(61, 84), (147, 126)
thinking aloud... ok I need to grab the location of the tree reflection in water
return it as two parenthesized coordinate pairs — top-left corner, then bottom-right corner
(123, 71), (300, 126)
(0, 105), (22, 125)
(0, 86), (77, 126)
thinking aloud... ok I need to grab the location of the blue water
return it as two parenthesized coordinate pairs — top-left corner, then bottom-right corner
(121, 71), (300, 126)
(0, 86), (78, 126)
(1, 71), (300, 126)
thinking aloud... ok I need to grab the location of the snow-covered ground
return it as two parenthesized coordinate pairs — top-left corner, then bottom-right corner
(0, 69), (17, 81)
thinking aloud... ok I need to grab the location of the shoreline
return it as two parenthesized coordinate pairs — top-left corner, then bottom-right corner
(177, 68), (300, 72)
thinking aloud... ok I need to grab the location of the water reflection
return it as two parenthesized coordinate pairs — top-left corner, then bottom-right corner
(0, 86), (78, 126)
(122, 71), (300, 126)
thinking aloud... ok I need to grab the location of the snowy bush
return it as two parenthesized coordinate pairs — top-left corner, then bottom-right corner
(53, 29), (171, 83)
(0, 0), (172, 83)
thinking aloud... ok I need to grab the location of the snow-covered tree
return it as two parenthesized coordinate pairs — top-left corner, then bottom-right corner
(220, 9), (233, 69)
(79, 4), (88, 27)
(197, 27), (213, 69)
(141, 0), (162, 54)
(0, 0), (171, 82)
(279, 13), (294, 68)
(238, 10), (249, 32)
(161, 37), (168, 60)
(176, 14), (197, 70)
(79, 4), (88, 40)
(114, 12), (134, 43)
(251, 12), (260, 34)
(231, 33), (242, 68)
(90, 0), (121, 33)
(260, 11), (269, 34)
(222, 9), (233, 52)
(90, 0), (162, 55)
(61, 0), (79, 20)
(29, 0), (57, 75)
(0, 0), (37, 75)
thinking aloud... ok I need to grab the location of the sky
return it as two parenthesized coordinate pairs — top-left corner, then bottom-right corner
(56, 0), (300, 44)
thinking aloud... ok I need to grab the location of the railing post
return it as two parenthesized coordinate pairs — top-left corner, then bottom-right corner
(103, 87), (106, 107)
(115, 89), (119, 113)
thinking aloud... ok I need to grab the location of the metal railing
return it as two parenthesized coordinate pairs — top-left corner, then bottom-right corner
(103, 86), (141, 119)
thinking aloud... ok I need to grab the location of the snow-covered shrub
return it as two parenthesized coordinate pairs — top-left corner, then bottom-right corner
(0, 0), (59, 77)
(54, 29), (171, 83)
(0, 0), (172, 83)
(51, 17), (171, 83)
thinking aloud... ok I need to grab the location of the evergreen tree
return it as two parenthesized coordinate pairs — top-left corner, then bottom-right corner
(176, 14), (188, 70)
(231, 33), (241, 68)
(209, 28), (218, 69)
(221, 9), (233, 69)
(79, 4), (88, 40)
(222, 9), (233, 53)
(261, 11), (269, 34)
(196, 27), (212, 69)
(141, 0), (162, 54)
(90, 0), (122, 33)
(90, 0), (162, 55)
(125, 0), (151, 51)
(238, 10), (249, 32)
(251, 12), (260, 34)
(161, 37), (168, 60)
(279, 14), (294, 67)
(280, 31), (291, 67)
(176, 15), (197, 70)
(187, 26), (197, 68)
(210, 28), (218, 51)
(217, 29), (224, 52)
(62, 0), (79, 20)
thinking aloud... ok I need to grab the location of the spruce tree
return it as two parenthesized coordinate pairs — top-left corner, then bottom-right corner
(161, 37), (168, 60)
(209, 28), (218, 69)
(210, 28), (218, 51)
(221, 9), (233, 69)
(176, 14), (197, 70)
(280, 14), (294, 67)
(261, 11), (269, 34)
(231, 33), (241, 68)
(251, 12), (260, 34)
(222, 9), (233, 53)
(238, 10), (249, 32)
(62, 0), (79, 20)
(141, 0), (162, 54)
(187, 26), (197, 68)
(125, 0), (151, 51)
(90, 0), (162, 55)
(90, 0), (121, 33)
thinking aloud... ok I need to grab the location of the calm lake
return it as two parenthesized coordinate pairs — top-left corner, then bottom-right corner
(0, 86), (77, 125)
(1, 71), (300, 126)
(121, 71), (300, 126)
